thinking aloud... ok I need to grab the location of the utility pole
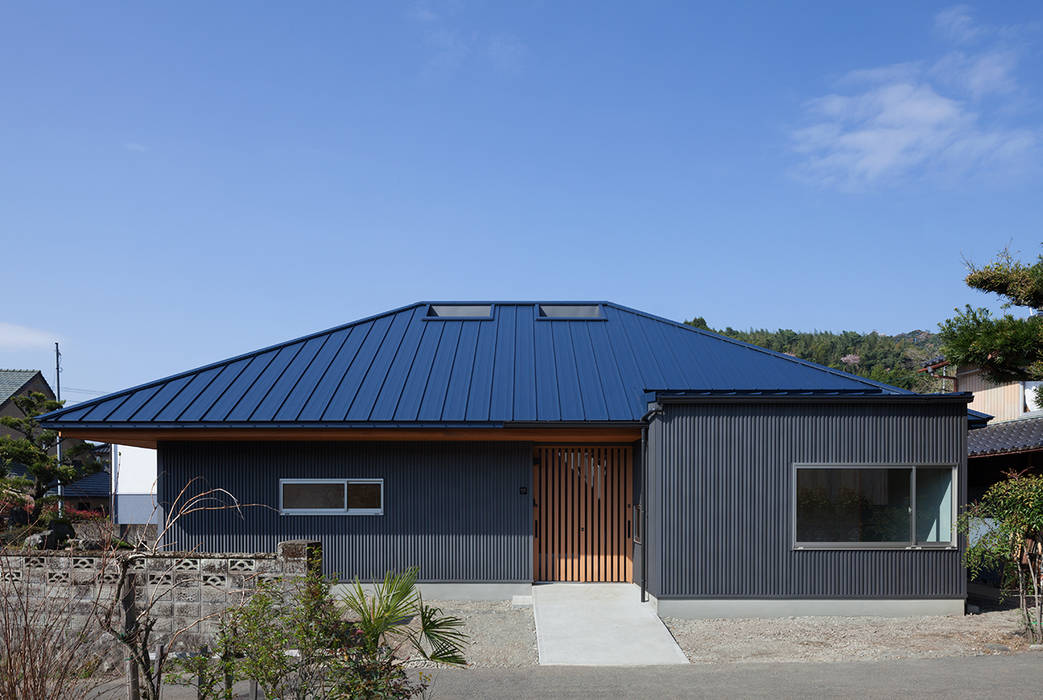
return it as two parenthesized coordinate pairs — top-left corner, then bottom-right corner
(55, 342), (63, 517)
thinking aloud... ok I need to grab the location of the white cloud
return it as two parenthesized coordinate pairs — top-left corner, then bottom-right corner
(931, 50), (1017, 98)
(405, 1), (524, 78)
(405, 1), (437, 23)
(791, 6), (1038, 188)
(0, 322), (56, 350)
(934, 5), (982, 44)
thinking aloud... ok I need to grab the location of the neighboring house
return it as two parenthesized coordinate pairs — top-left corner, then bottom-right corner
(111, 443), (160, 525)
(0, 369), (54, 440)
(920, 359), (1043, 500)
(1, 368), (112, 511)
(40, 302), (973, 618)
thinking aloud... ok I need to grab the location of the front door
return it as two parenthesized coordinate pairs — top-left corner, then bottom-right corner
(532, 446), (633, 582)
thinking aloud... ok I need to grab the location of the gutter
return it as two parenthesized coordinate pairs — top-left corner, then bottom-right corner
(651, 392), (974, 405)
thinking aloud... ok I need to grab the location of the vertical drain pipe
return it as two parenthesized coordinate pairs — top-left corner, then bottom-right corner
(639, 404), (658, 603)
(640, 423), (648, 602)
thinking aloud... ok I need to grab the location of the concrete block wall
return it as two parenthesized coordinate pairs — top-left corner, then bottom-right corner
(0, 540), (321, 640)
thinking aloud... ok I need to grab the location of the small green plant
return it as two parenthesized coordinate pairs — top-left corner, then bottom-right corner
(166, 629), (238, 699)
(341, 567), (468, 666)
(959, 470), (1043, 642)
(189, 565), (467, 699)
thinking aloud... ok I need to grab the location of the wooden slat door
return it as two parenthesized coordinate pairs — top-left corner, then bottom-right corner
(533, 446), (633, 582)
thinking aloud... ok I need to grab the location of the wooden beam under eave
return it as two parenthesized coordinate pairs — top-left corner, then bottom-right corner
(58, 426), (643, 449)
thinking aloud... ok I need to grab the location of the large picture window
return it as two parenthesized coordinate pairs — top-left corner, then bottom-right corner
(279, 479), (383, 516)
(794, 465), (954, 548)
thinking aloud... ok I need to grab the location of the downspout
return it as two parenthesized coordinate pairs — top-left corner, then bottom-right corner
(639, 404), (659, 603)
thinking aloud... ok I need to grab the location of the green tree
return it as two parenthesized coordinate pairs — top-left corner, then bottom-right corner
(939, 247), (1043, 403)
(684, 321), (943, 392)
(0, 391), (102, 509)
(958, 471), (1043, 642)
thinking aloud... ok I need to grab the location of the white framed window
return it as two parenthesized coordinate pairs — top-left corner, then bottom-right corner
(279, 479), (383, 516)
(793, 464), (955, 549)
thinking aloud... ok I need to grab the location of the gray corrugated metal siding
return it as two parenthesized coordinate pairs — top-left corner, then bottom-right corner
(159, 441), (532, 582)
(646, 401), (967, 600)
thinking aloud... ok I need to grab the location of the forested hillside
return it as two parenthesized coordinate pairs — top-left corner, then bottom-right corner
(685, 317), (944, 392)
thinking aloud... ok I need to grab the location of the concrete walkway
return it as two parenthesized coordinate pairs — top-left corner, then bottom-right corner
(532, 583), (689, 665)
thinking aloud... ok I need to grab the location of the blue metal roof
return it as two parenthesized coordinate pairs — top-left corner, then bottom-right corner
(39, 301), (915, 429)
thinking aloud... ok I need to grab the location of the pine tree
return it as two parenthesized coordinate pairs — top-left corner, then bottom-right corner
(938, 247), (1043, 398)
(0, 391), (102, 512)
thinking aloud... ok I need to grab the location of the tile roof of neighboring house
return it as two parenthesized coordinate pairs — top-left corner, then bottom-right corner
(6, 464), (111, 498)
(968, 414), (1043, 457)
(36, 301), (966, 430)
(0, 369), (43, 404)
(60, 469), (112, 499)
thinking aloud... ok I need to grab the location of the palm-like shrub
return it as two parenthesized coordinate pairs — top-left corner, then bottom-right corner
(340, 567), (467, 666)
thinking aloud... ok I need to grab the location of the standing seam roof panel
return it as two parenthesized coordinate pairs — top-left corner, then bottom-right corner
(417, 321), (460, 421)
(202, 350), (282, 421)
(513, 304), (537, 421)
(443, 322), (479, 421)
(321, 314), (395, 421)
(178, 358), (254, 422)
(274, 328), (352, 421)
(532, 318), (561, 421)
(393, 320), (444, 421)
(224, 343), (306, 421)
(586, 321), (634, 421)
(367, 306), (429, 420)
(81, 393), (133, 422)
(40, 302), (920, 429)
(346, 308), (418, 421)
(570, 322), (609, 421)
(550, 320), (584, 420)
(130, 376), (195, 422)
(489, 305), (517, 421)
(153, 366), (226, 421)
(464, 321), (497, 421)
(298, 322), (371, 421)
(250, 336), (330, 421)
(601, 306), (653, 418)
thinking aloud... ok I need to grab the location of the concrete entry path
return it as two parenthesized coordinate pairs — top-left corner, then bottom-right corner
(533, 583), (688, 665)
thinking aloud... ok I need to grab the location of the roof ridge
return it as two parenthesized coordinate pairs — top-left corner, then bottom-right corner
(38, 302), (426, 421)
(601, 302), (909, 395)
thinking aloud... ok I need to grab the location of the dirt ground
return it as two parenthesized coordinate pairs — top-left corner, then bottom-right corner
(663, 609), (1031, 664)
(419, 600), (537, 668)
(413, 602), (1032, 668)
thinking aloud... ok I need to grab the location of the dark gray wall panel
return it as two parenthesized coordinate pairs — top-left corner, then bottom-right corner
(647, 402), (967, 599)
(158, 441), (532, 582)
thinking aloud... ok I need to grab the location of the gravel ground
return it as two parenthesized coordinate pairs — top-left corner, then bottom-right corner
(417, 600), (537, 668)
(663, 609), (1030, 664)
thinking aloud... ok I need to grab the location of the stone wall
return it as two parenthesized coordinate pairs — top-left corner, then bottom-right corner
(0, 540), (321, 643)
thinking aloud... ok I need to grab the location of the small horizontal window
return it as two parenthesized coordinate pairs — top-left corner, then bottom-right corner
(794, 465), (954, 548)
(537, 304), (603, 319)
(426, 304), (492, 318)
(279, 479), (383, 515)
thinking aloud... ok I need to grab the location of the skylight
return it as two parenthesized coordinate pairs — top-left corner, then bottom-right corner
(426, 304), (493, 319)
(537, 304), (604, 319)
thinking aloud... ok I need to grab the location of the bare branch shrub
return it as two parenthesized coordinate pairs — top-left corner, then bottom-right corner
(92, 478), (263, 700)
(0, 554), (105, 699)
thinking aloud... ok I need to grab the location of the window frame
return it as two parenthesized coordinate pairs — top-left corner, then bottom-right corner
(278, 478), (384, 516)
(791, 463), (957, 551)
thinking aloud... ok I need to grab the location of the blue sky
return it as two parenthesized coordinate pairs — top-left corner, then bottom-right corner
(2, 2), (1041, 403)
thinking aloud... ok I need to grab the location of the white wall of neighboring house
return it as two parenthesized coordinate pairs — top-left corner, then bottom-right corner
(111, 444), (161, 525)
(959, 367), (1043, 422)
